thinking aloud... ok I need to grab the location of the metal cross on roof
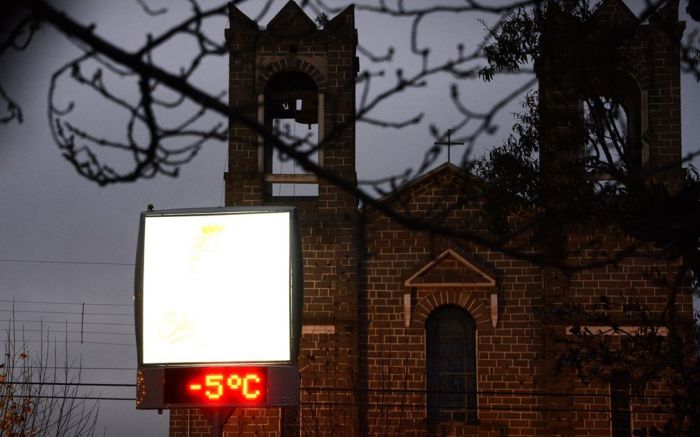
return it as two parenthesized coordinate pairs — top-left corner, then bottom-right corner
(433, 129), (464, 164)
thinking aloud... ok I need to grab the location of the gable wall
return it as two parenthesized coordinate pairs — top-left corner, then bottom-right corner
(360, 173), (548, 436)
(359, 169), (692, 436)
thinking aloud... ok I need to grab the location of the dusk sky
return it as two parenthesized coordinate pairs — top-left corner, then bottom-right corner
(1, 0), (698, 435)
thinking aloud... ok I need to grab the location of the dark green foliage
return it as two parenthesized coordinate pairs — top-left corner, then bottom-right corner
(474, 92), (540, 236)
(688, 0), (700, 21)
(546, 299), (700, 437)
(616, 167), (700, 289)
(479, 8), (541, 81)
(479, 0), (597, 81)
(475, 2), (700, 435)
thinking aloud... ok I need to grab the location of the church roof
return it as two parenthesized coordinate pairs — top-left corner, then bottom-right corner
(364, 162), (482, 220)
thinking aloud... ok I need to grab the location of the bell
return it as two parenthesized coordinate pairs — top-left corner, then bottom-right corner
(266, 90), (318, 125)
(294, 92), (317, 125)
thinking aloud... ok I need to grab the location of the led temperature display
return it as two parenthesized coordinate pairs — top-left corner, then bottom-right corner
(164, 367), (267, 405)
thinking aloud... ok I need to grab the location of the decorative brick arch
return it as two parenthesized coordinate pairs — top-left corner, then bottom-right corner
(412, 289), (492, 330)
(256, 58), (327, 93)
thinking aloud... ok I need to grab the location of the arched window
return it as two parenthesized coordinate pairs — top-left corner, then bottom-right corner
(426, 305), (477, 424)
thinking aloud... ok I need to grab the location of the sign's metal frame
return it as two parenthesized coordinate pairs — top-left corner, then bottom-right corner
(134, 207), (302, 410)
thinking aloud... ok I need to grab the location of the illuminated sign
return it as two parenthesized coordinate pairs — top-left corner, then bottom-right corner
(134, 207), (302, 409)
(135, 207), (302, 366)
(163, 367), (267, 405)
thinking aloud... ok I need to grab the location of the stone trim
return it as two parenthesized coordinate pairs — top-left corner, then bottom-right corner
(404, 248), (497, 288)
(412, 290), (491, 330)
(301, 324), (336, 335)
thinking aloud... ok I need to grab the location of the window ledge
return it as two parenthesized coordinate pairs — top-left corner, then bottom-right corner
(264, 174), (318, 183)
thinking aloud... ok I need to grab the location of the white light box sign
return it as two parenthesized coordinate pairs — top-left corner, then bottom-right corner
(136, 208), (301, 366)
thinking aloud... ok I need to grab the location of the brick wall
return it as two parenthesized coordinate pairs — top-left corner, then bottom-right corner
(360, 167), (548, 436)
(357, 164), (692, 436)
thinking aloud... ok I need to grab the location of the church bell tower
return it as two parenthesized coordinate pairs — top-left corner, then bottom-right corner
(224, 2), (359, 434)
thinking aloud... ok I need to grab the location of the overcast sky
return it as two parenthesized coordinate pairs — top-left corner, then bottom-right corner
(0, 0), (698, 435)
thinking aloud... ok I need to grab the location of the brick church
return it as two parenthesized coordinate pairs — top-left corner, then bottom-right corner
(170, 1), (694, 435)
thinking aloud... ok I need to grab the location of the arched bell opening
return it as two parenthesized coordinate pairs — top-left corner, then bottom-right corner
(579, 70), (645, 185)
(261, 71), (323, 197)
(582, 97), (630, 172)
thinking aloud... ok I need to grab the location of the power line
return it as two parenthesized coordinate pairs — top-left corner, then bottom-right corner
(2, 381), (673, 401)
(0, 381), (678, 414)
(0, 396), (664, 415)
(9, 394), (136, 401)
(0, 318), (133, 326)
(14, 340), (134, 346)
(0, 309), (132, 316)
(35, 366), (136, 370)
(1, 328), (133, 336)
(296, 400), (650, 415)
(0, 258), (134, 267)
(303, 386), (672, 400)
(6, 381), (136, 387)
(0, 299), (132, 307)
